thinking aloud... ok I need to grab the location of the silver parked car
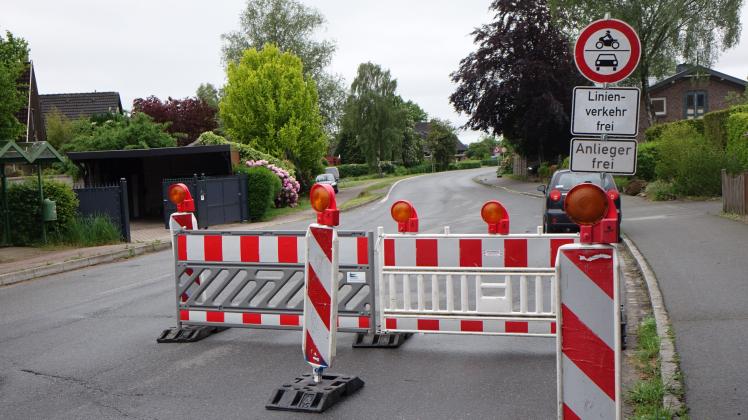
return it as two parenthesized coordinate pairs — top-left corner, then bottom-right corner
(315, 173), (338, 193)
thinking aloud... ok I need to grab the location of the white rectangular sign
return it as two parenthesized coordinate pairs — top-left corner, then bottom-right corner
(570, 138), (637, 175)
(571, 87), (640, 137)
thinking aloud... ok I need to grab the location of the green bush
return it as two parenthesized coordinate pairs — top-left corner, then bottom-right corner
(455, 160), (482, 169)
(5, 179), (79, 245)
(645, 180), (677, 201)
(636, 141), (660, 181)
(481, 158), (499, 166)
(406, 162), (433, 174)
(63, 112), (177, 152)
(337, 163), (370, 178)
(538, 162), (552, 179)
(656, 123), (725, 196)
(197, 132), (295, 176)
(645, 119), (704, 142)
(65, 215), (121, 246)
(380, 162), (396, 174)
(243, 166), (281, 221)
(726, 112), (748, 171)
(703, 108), (731, 148)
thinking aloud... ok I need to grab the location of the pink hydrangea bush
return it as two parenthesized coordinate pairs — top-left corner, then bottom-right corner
(246, 160), (300, 207)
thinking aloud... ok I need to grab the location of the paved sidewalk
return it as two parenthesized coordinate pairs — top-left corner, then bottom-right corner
(0, 180), (378, 286)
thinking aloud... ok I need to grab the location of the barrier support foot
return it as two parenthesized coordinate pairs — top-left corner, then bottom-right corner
(157, 325), (227, 343)
(352, 332), (412, 348)
(266, 372), (364, 413)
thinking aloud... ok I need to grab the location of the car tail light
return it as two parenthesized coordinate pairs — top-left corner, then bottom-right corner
(607, 190), (619, 201)
(550, 189), (561, 202)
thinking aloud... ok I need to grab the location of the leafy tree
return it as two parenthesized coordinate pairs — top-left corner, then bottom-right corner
(222, 0), (345, 136)
(196, 83), (220, 109)
(63, 113), (176, 152)
(220, 45), (326, 185)
(132, 96), (217, 146)
(425, 119), (458, 171)
(402, 99), (428, 123)
(450, 0), (583, 161)
(549, 0), (743, 123)
(0, 31), (29, 141)
(467, 135), (499, 160)
(398, 99), (427, 166)
(342, 62), (406, 171)
(333, 128), (365, 164)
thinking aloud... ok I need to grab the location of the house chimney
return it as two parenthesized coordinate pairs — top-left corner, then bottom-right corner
(676, 63), (690, 74)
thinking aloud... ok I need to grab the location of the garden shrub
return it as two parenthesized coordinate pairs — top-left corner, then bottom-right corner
(406, 162), (433, 174)
(65, 215), (121, 246)
(645, 119), (704, 142)
(703, 108), (731, 148)
(244, 160), (299, 207)
(481, 158), (499, 166)
(537, 162), (552, 179)
(725, 112), (748, 171)
(645, 180), (677, 201)
(636, 141), (660, 181)
(455, 160), (482, 169)
(5, 179), (79, 245)
(337, 163), (370, 178)
(197, 132), (295, 176)
(656, 123), (725, 196)
(243, 166), (280, 221)
(380, 162), (396, 174)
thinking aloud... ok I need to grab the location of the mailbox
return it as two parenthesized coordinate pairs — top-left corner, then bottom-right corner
(42, 198), (57, 221)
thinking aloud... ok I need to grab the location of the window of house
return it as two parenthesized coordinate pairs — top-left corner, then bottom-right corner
(684, 91), (707, 119)
(651, 98), (666, 116)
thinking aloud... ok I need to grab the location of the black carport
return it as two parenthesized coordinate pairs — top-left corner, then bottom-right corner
(67, 145), (238, 219)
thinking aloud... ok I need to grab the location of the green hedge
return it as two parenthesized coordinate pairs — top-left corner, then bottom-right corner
(481, 158), (499, 166)
(645, 119), (704, 142)
(726, 112), (748, 171)
(240, 166), (281, 221)
(4, 179), (79, 245)
(636, 141), (660, 181)
(455, 160), (481, 169)
(655, 123), (725, 196)
(703, 108), (731, 148)
(197, 132), (295, 176)
(337, 163), (370, 178)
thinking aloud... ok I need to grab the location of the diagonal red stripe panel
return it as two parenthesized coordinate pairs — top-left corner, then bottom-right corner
(307, 265), (332, 330)
(563, 403), (581, 420)
(550, 239), (575, 267)
(310, 227), (333, 261)
(562, 249), (614, 298)
(561, 304), (616, 400)
(304, 330), (328, 367)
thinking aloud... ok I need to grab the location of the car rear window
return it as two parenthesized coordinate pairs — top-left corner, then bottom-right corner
(316, 174), (333, 182)
(553, 172), (614, 189)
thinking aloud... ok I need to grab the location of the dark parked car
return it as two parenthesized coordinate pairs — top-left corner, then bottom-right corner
(315, 173), (338, 193)
(537, 170), (621, 234)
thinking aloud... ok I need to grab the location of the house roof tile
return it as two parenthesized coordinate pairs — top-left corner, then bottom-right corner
(39, 92), (123, 120)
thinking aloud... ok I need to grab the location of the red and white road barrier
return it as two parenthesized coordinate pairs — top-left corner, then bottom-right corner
(302, 224), (339, 369)
(556, 244), (621, 419)
(383, 234), (576, 268)
(173, 232), (367, 266)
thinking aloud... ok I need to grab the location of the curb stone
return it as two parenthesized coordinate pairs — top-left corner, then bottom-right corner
(472, 175), (544, 198)
(622, 234), (685, 416)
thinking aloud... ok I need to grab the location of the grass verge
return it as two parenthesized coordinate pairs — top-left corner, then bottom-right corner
(338, 175), (415, 211)
(261, 197), (311, 221)
(628, 317), (674, 419)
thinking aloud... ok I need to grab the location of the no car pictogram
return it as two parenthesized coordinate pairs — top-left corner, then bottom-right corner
(574, 19), (641, 84)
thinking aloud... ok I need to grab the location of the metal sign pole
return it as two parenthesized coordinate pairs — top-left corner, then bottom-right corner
(1, 163), (9, 246)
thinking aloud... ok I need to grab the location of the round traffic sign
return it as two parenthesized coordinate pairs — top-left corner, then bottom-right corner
(574, 18), (641, 84)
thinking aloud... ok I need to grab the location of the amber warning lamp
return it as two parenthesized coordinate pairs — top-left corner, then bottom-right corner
(481, 200), (510, 234)
(390, 200), (419, 233)
(310, 183), (339, 226)
(168, 183), (195, 212)
(564, 183), (619, 244)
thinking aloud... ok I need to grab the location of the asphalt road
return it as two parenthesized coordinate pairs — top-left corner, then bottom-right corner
(0, 168), (559, 420)
(621, 197), (748, 419)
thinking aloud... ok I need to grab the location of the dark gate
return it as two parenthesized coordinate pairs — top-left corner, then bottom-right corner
(162, 174), (247, 229)
(74, 178), (131, 242)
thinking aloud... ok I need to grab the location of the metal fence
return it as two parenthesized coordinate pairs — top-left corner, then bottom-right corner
(74, 178), (131, 242)
(162, 174), (248, 229)
(721, 169), (748, 215)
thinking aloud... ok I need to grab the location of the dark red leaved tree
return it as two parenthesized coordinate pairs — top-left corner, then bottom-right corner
(132, 96), (217, 146)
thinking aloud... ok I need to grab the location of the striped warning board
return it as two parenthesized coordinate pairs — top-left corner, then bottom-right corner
(556, 244), (620, 419)
(383, 234), (577, 268)
(302, 224), (339, 369)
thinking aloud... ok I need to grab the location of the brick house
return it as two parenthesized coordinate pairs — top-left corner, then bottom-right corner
(641, 64), (747, 138)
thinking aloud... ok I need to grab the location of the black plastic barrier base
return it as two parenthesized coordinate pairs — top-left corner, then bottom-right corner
(352, 332), (412, 348)
(157, 325), (226, 343)
(266, 373), (364, 413)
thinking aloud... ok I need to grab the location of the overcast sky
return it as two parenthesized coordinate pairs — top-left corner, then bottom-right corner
(1, 0), (747, 144)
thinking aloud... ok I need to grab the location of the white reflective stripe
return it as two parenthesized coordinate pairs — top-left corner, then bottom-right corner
(562, 354), (615, 418)
(308, 229), (334, 297)
(483, 319), (505, 333)
(338, 316), (359, 329)
(395, 238), (416, 267)
(338, 237), (357, 266)
(481, 237), (505, 267)
(304, 293), (333, 366)
(526, 238), (550, 267)
(559, 252), (615, 349)
(439, 318), (460, 331)
(259, 236), (279, 263)
(263, 314), (281, 326)
(224, 312), (243, 324)
(297, 237), (306, 263)
(188, 310), (206, 322)
(437, 238), (459, 267)
(222, 236), (241, 262)
(528, 320), (553, 334)
(186, 235), (204, 260)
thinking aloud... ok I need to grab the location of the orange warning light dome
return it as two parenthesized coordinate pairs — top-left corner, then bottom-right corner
(391, 200), (415, 223)
(564, 183), (609, 226)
